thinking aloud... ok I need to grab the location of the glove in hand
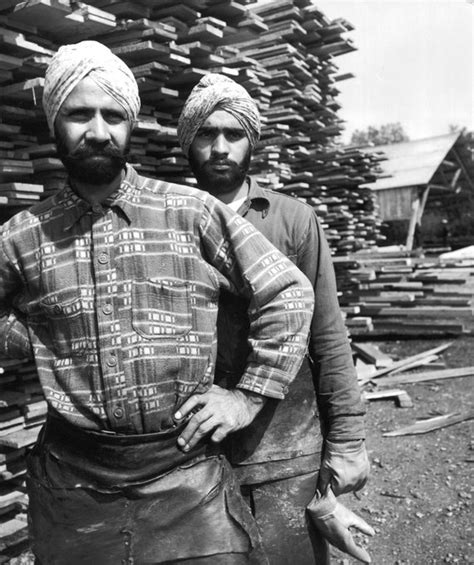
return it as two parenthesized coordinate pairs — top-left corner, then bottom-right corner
(318, 439), (370, 496)
(307, 487), (375, 564)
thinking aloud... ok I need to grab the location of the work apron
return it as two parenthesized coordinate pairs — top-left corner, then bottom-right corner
(26, 412), (266, 564)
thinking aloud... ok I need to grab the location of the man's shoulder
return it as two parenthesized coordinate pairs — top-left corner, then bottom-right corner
(2, 193), (57, 234)
(138, 174), (208, 202)
(254, 182), (316, 219)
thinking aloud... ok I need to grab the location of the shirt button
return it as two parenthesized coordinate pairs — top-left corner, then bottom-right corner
(54, 305), (62, 314)
(114, 407), (124, 418)
(107, 355), (117, 367)
(102, 303), (113, 315)
(98, 252), (109, 264)
(92, 204), (102, 214)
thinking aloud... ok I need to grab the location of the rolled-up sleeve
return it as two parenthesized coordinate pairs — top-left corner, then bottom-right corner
(0, 228), (33, 360)
(200, 196), (314, 399)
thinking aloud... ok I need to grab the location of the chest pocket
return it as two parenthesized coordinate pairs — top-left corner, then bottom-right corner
(132, 280), (192, 339)
(38, 293), (92, 358)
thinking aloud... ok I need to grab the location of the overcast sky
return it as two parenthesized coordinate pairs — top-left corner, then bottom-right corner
(312, 0), (473, 142)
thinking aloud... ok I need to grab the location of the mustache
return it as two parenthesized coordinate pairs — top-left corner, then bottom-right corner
(65, 142), (127, 162)
(205, 157), (241, 168)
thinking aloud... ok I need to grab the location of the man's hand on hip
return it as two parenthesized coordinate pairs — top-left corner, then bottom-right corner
(174, 385), (266, 452)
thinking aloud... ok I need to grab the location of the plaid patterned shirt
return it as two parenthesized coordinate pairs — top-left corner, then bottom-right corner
(0, 166), (313, 433)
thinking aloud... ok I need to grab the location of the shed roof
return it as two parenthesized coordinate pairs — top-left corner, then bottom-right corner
(361, 132), (461, 191)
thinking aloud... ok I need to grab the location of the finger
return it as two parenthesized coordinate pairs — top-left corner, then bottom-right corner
(177, 411), (213, 451)
(341, 507), (375, 537)
(349, 513), (376, 537)
(210, 422), (232, 443)
(174, 393), (207, 421)
(322, 524), (371, 564)
(342, 537), (372, 564)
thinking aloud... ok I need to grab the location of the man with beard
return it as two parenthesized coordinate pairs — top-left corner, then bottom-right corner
(0, 42), (317, 564)
(178, 74), (373, 564)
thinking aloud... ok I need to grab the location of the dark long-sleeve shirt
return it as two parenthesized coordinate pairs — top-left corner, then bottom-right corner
(0, 166), (314, 434)
(216, 178), (366, 481)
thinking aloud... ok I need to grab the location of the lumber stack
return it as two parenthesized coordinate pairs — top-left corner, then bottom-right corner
(0, 357), (44, 558)
(0, 0), (385, 251)
(335, 252), (474, 337)
(214, 0), (387, 254)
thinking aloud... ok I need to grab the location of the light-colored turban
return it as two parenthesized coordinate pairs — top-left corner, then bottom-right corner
(43, 40), (140, 132)
(178, 73), (261, 157)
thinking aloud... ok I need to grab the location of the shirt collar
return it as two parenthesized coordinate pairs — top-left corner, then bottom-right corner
(61, 165), (140, 231)
(238, 176), (270, 217)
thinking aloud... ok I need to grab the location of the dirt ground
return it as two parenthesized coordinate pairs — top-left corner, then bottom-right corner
(332, 335), (474, 565)
(6, 337), (474, 565)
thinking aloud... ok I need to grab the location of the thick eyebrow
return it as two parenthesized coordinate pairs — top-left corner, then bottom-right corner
(60, 105), (126, 117)
(197, 125), (245, 135)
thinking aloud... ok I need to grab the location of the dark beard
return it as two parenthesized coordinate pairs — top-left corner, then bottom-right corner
(55, 133), (129, 186)
(189, 149), (251, 197)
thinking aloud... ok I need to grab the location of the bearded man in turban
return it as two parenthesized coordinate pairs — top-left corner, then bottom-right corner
(0, 43), (320, 563)
(178, 74), (374, 565)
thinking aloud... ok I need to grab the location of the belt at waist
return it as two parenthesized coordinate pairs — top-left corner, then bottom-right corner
(30, 411), (215, 491)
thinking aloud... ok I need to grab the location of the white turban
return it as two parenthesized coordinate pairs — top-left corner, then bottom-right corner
(43, 40), (140, 132)
(178, 73), (261, 157)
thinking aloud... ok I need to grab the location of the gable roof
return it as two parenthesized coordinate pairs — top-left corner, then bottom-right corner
(361, 132), (461, 191)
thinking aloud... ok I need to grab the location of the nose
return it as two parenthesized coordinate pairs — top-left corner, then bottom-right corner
(211, 133), (229, 156)
(85, 114), (111, 144)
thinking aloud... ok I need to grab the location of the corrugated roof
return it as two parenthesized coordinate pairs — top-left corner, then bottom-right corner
(362, 132), (461, 191)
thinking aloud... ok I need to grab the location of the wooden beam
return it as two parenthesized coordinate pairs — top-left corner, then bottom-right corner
(370, 342), (452, 379)
(406, 196), (420, 251)
(373, 366), (474, 387)
(383, 410), (474, 437)
(364, 388), (413, 408)
(451, 147), (474, 190)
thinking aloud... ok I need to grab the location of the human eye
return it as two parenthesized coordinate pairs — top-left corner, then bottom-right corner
(104, 110), (126, 124)
(226, 129), (246, 141)
(67, 109), (91, 122)
(196, 128), (215, 139)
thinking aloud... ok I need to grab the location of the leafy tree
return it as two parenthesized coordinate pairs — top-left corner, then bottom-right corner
(350, 123), (409, 146)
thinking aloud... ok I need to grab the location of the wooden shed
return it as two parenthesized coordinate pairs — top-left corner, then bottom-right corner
(362, 132), (474, 250)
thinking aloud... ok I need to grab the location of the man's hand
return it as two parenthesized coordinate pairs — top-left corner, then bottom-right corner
(318, 439), (370, 496)
(174, 385), (266, 452)
(307, 487), (375, 564)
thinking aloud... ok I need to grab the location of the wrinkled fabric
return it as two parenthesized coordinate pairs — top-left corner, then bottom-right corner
(0, 166), (314, 433)
(217, 178), (366, 480)
(242, 471), (330, 565)
(177, 73), (261, 156)
(42, 40), (140, 131)
(26, 413), (267, 564)
(27, 456), (262, 564)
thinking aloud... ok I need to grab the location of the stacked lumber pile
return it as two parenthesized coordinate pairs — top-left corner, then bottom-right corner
(335, 252), (474, 336)
(0, 357), (44, 559)
(0, 0), (385, 251)
(214, 0), (387, 254)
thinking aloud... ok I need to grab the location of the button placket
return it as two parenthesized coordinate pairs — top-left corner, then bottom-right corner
(91, 210), (127, 426)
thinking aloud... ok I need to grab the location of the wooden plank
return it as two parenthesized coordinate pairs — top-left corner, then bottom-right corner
(351, 342), (392, 368)
(364, 389), (413, 408)
(370, 343), (452, 379)
(383, 410), (474, 437)
(374, 366), (474, 387)
(0, 425), (41, 449)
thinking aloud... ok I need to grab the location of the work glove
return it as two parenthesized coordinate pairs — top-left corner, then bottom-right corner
(318, 439), (370, 496)
(307, 487), (375, 564)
